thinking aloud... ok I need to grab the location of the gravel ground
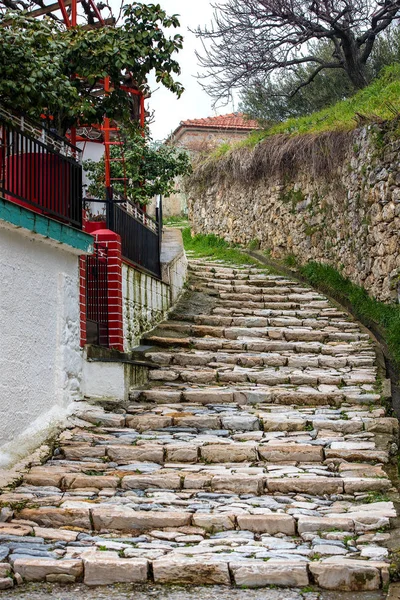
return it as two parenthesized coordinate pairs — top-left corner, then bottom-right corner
(0, 583), (386, 600)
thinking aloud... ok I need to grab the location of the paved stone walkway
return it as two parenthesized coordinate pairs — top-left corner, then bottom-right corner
(0, 260), (398, 593)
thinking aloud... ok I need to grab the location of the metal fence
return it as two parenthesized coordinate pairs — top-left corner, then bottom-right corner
(0, 107), (83, 229)
(110, 197), (162, 279)
(86, 242), (109, 347)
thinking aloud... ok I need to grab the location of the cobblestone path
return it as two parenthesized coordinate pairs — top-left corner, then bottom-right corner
(0, 260), (398, 593)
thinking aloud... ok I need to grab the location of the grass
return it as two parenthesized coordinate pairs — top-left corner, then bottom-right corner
(210, 64), (400, 155)
(182, 227), (271, 269)
(163, 215), (189, 226)
(298, 261), (400, 367)
(263, 64), (400, 137)
(362, 491), (391, 503)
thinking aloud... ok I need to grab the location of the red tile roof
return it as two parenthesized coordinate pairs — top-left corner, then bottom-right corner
(180, 112), (259, 130)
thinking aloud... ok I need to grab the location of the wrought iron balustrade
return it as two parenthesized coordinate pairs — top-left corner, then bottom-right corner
(0, 107), (83, 229)
(110, 195), (162, 279)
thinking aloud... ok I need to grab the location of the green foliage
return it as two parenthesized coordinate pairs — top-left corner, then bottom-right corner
(283, 254), (298, 267)
(83, 126), (191, 205)
(240, 30), (400, 124)
(0, 4), (184, 133)
(266, 65), (400, 136)
(206, 64), (400, 162)
(209, 142), (231, 160)
(240, 41), (354, 124)
(248, 238), (261, 250)
(163, 216), (189, 226)
(182, 228), (270, 268)
(299, 261), (400, 367)
(363, 491), (390, 503)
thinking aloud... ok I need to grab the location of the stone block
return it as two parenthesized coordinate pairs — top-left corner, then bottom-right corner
(237, 514), (295, 535)
(13, 558), (83, 582)
(297, 516), (354, 534)
(63, 474), (120, 489)
(121, 473), (181, 490)
(91, 507), (192, 532)
(192, 514), (235, 532)
(173, 414), (221, 429)
(18, 508), (91, 529)
(266, 477), (343, 495)
(201, 443), (257, 463)
(125, 415), (173, 431)
(259, 443), (323, 462)
(165, 445), (198, 463)
(83, 555), (147, 585)
(309, 558), (381, 591)
(107, 445), (164, 465)
(230, 560), (309, 588)
(212, 474), (263, 495)
(153, 556), (230, 585)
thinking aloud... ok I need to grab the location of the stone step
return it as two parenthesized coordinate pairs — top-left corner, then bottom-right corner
(211, 306), (349, 319)
(172, 313), (361, 331)
(145, 349), (375, 369)
(4, 551), (391, 589)
(131, 386), (382, 407)
(0, 259), (394, 592)
(160, 315), (362, 336)
(62, 408), (396, 436)
(18, 465), (393, 496)
(144, 337), (372, 356)
(55, 441), (389, 466)
(144, 330), (368, 350)
(147, 364), (377, 387)
(189, 286), (329, 304)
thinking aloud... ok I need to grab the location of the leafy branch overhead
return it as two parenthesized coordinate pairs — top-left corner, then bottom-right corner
(83, 127), (192, 206)
(194, 0), (400, 103)
(0, 3), (184, 133)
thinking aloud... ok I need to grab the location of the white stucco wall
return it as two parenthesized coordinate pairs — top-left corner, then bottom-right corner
(0, 225), (83, 466)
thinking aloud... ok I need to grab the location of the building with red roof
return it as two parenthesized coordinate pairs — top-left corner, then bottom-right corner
(153, 113), (259, 218)
(167, 112), (259, 153)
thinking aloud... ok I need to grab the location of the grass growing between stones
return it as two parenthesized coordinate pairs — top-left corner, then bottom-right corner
(182, 228), (270, 269)
(298, 262), (400, 368)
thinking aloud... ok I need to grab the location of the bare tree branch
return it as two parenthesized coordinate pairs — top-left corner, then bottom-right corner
(193, 0), (400, 103)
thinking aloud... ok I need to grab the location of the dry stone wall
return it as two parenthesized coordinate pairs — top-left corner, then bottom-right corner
(187, 122), (400, 303)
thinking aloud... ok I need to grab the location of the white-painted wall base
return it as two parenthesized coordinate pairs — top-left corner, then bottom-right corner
(82, 359), (126, 401)
(0, 224), (83, 467)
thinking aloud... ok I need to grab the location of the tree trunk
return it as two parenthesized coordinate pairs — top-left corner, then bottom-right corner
(345, 61), (369, 89)
(341, 37), (369, 90)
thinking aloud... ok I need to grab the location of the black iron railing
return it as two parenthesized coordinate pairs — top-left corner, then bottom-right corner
(108, 195), (162, 279)
(0, 107), (83, 229)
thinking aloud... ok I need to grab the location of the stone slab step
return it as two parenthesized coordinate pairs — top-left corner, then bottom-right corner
(19, 467), (393, 496)
(131, 386), (381, 407)
(0, 259), (394, 593)
(144, 349), (375, 369)
(6, 553), (390, 589)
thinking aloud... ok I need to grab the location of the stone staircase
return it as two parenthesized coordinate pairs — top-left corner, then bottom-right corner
(0, 259), (398, 592)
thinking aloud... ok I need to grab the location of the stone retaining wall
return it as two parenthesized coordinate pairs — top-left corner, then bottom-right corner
(187, 122), (400, 303)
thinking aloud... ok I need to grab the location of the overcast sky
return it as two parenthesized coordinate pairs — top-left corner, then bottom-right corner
(143, 0), (235, 141)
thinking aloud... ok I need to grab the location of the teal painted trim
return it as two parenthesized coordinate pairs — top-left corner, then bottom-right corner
(0, 197), (93, 254)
